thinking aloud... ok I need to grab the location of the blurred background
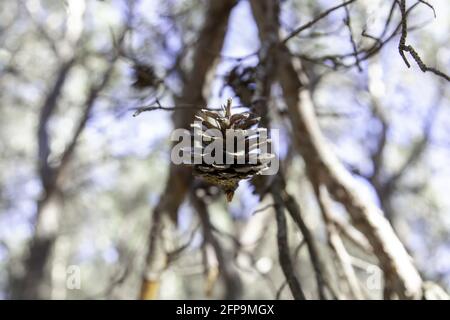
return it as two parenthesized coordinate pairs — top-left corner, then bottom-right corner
(0, 0), (449, 299)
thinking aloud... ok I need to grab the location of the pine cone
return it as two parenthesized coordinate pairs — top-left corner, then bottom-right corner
(131, 63), (161, 90)
(222, 66), (256, 104)
(189, 98), (273, 201)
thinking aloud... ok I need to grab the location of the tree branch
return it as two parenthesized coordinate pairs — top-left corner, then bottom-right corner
(139, 0), (238, 299)
(191, 193), (242, 299)
(282, 0), (357, 44)
(398, 0), (450, 81)
(276, 45), (423, 299)
(271, 180), (306, 300)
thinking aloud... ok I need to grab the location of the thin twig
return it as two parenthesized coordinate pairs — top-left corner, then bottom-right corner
(342, 1), (362, 71)
(398, 0), (450, 81)
(132, 101), (249, 117)
(251, 203), (274, 216)
(282, 0), (357, 44)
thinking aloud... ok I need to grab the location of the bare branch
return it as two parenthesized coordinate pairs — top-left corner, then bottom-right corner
(342, 2), (362, 71)
(282, 188), (328, 299)
(282, 0), (357, 44)
(289, 2), (428, 71)
(275, 239), (306, 299)
(398, 0), (450, 81)
(331, 215), (372, 253)
(316, 184), (364, 299)
(37, 58), (76, 190)
(276, 46), (423, 299)
(139, 0), (238, 299)
(271, 180), (306, 300)
(191, 193), (242, 299)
